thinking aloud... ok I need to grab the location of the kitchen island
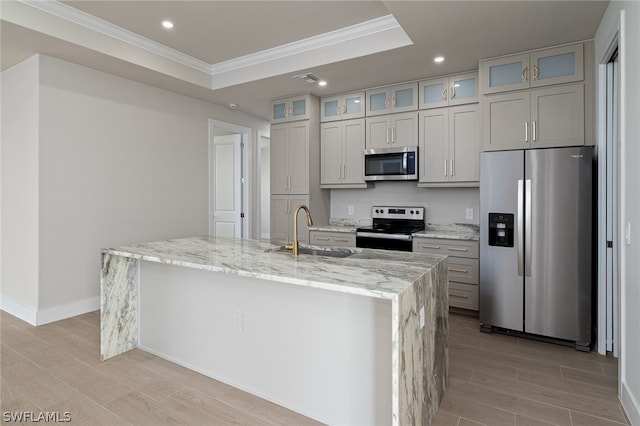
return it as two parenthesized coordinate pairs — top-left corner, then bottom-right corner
(100, 236), (448, 425)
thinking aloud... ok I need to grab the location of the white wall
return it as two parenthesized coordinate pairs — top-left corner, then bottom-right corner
(1, 55), (41, 318)
(595, 3), (640, 424)
(1, 55), (270, 324)
(330, 184), (480, 225)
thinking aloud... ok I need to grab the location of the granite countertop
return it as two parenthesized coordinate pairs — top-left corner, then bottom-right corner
(413, 223), (480, 241)
(102, 236), (446, 300)
(308, 225), (357, 233)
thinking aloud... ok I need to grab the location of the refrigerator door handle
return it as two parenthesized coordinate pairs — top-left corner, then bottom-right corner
(517, 179), (524, 276)
(525, 179), (532, 277)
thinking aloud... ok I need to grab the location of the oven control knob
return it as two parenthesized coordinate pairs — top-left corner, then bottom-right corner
(410, 210), (414, 214)
(375, 209), (379, 213)
(380, 209), (385, 214)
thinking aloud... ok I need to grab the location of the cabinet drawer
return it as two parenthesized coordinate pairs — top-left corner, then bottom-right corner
(448, 258), (479, 285)
(413, 238), (479, 259)
(449, 282), (479, 311)
(310, 231), (355, 247)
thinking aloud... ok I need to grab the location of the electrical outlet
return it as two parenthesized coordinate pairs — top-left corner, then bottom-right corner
(232, 311), (244, 333)
(419, 306), (425, 330)
(465, 208), (474, 220)
(348, 205), (354, 215)
(625, 222), (631, 246)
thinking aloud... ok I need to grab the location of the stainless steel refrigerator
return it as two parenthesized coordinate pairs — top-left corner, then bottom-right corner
(479, 146), (593, 350)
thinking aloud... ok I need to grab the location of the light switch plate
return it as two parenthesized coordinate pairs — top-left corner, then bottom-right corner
(348, 205), (354, 215)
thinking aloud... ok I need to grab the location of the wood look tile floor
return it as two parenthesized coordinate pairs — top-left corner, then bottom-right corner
(1, 310), (629, 426)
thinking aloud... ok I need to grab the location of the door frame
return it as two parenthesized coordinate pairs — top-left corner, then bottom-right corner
(208, 119), (252, 239)
(256, 130), (270, 241)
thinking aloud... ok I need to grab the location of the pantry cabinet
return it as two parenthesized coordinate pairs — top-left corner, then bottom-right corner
(365, 111), (418, 149)
(419, 72), (478, 109)
(321, 92), (365, 122)
(481, 43), (583, 95)
(271, 195), (310, 245)
(321, 119), (367, 188)
(365, 82), (418, 116)
(270, 121), (310, 194)
(482, 83), (584, 151)
(419, 104), (480, 186)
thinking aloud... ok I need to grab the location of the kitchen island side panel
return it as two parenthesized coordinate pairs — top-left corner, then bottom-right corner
(397, 258), (448, 426)
(100, 253), (139, 360)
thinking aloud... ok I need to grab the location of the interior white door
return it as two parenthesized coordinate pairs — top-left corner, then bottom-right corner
(212, 134), (242, 238)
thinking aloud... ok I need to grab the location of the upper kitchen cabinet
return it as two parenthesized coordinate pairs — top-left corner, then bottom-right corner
(419, 104), (480, 186)
(419, 72), (478, 109)
(271, 94), (311, 123)
(365, 82), (418, 116)
(271, 121), (310, 194)
(321, 118), (367, 188)
(321, 92), (365, 122)
(365, 111), (418, 149)
(482, 83), (584, 151)
(481, 43), (584, 95)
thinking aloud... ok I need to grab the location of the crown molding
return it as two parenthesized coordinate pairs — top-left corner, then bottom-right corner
(14, 1), (412, 90)
(17, 0), (212, 74)
(211, 15), (409, 75)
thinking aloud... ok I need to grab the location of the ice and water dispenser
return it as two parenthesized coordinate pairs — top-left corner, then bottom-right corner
(488, 213), (514, 247)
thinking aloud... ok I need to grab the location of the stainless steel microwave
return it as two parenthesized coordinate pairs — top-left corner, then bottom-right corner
(363, 146), (418, 181)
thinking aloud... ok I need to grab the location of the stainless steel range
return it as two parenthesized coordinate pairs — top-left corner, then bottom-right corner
(356, 206), (425, 252)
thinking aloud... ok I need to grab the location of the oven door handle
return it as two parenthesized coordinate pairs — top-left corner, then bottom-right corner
(356, 232), (412, 241)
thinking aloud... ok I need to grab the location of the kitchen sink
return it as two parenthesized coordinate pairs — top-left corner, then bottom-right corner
(269, 245), (359, 258)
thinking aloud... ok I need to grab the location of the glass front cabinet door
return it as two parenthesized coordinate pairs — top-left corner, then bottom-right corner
(482, 43), (584, 95)
(366, 82), (417, 116)
(271, 95), (310, 123)
(321, 92), (365, 122)
(420, 72), (478, 109)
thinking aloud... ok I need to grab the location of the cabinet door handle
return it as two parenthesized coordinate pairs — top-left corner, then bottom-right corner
(385, 97), (391, 108)
(448, 247), (469, 252)
(524, 121), (528, 143)
(335, 238), (350, 243)
(522, 66), (528, 82)
(449, 268), (469, 273)
(444, 160), (448, 177)
(343, 164), (347, 179)
(450, 293), (469, 300)
(450, 159), (454, 176)
(450, 86), (456, 100)
(421, 244), (441, 250)
(316, 237), (330, 241)
(391, 127), (395, 144)
(441, 88), (448, 100)
(532, 65), (539, 81)
(391, 96), (397, 108)
(532, 121), (537, 142)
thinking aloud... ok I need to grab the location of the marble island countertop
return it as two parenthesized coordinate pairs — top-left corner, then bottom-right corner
(413, 223), (480, 241)
(103, 236), (446, 300)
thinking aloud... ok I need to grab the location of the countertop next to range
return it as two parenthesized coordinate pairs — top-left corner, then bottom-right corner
(310, 222), (480, 241)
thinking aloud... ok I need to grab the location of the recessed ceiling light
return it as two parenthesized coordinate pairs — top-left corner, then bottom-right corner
(434, 56), (445, 63)
(162, 20), (174, 29)
(318, 81), (327, 87)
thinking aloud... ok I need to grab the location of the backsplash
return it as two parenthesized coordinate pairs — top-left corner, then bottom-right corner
(329, 182), (480, 225)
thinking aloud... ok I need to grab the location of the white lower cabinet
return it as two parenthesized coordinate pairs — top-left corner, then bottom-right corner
(413, 238), (480, 311)
(271, 195), (310, 245)
(309, 230), (356, 247)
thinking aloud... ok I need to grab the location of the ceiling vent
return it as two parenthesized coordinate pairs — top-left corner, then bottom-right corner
(292, 73), (321, 84)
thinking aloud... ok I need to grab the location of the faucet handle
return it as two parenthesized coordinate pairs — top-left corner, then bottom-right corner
(284, 242), (294, 251)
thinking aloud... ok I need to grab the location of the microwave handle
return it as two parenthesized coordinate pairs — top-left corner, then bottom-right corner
(403, 152), (407, 171)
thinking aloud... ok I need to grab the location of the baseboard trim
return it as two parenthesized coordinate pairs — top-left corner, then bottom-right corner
(0, 294), (100, 326)
(621, 380), (640, 426)
(0, 296), (37, 325)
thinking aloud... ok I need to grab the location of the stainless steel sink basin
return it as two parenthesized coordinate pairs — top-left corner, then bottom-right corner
(270, 245), (359, 258)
